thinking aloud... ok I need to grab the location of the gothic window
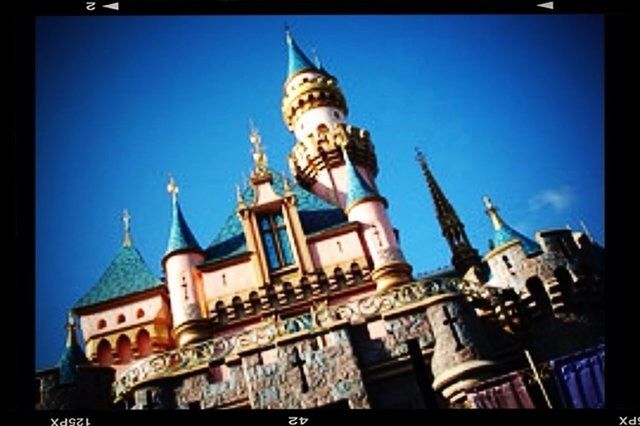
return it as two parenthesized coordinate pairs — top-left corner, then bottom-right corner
(258, 212), (295, 271)
(136, 329), (152, 357)
(249, 291), (262, 313)
(232, 296), (245, 319)
(97, 319), (107, 329)
(116, 334), (132, 364)
(97, 339), (113, 366)
(117, 314), (126, 324)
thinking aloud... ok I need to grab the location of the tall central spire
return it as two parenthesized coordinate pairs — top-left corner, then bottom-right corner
(416, 148), (480, 275)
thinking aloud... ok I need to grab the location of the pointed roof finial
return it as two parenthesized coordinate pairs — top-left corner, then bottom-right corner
(482, 195), (503, 230)
(282, 172), (292, 194)
(167, 173), (179, 203)
(249, 119), (268, 174)
(122, 209), (132, 248)
(65, 311), (77, 348)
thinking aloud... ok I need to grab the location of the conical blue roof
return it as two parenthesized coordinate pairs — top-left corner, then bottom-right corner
(491, 224), (542, 256)
(58, 336), (89, 384)
(286, 30), (318, 78)
(344, 151), (378, 211)
(74, 246), (161, 309)
(166, 198), (201, 255)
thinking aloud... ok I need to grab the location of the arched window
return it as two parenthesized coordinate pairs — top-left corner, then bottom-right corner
(136, 329), (152, 357)
(232, 296), (245, 319)
(117, 314), (126, 324)
(257, 212), (295, 271)
(317, 272), (329, 293)
(525, 276), (553, 317)
(317, 123), (329, 134)
(96, 339), (113, 366)
(136, 308), (145, 319)
(215, 301), (228, 325)
(116, 334), (132, 364)
(350, 263), (364, 284)
(333, 111), (341, 120)
(334, 268), (347, 290)
(554, 266), (574, 308)
(97, 319), (107, 330)
(300, 277), (312, 299)
(249, 291), (261, 314)
(283, 282), (296, 303)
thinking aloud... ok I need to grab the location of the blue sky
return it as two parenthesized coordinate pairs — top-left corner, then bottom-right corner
(36, 15), (603, 370)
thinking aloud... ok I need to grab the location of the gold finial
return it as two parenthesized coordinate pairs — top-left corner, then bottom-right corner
(483, 195), (504, 230)
(122, 209), (132, 247)
(249, 120), (268, 174)
(65, 311), (77, 348)
(167, 173), (179, 203)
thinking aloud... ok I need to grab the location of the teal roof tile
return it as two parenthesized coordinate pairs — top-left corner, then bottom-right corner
(166, 198), (201, 255)
(344, 151), (378, 210)
(74, 246), (161, 309)
(286, 30), (318, 78)
(204, 171), (347, 263)
(58, 341), (88, 384)
(491, 224), (542, 256)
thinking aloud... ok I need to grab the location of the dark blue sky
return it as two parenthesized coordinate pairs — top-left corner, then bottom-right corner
(36, 15), (603, 370)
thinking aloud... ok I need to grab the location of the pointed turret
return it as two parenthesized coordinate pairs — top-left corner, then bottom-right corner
(483, 196), (541, 256)
(164, 175), (201, 260)
(286, 27), (319, 79)
(343, 148), (385, 214)
(162, 175), (208, 346)
(58, 311), (89, 384)
(416, 148), (481, 274)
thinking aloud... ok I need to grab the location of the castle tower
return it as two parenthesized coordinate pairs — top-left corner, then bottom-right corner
(59, 311), (90, 385)
(415, 148), (481, 275)
(162, 175), (209, 346)
(283, 29), (411, 292)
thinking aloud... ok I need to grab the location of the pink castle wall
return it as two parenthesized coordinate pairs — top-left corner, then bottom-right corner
(309, 229), (366, 270)
(348, 201), (403, 267)
(165, 252), (205, 326)
(201, 260), (257, 303)
(79, 294), (168, 343)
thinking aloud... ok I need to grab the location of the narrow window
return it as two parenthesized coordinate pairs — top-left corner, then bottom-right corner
(258, 212), (295, 271)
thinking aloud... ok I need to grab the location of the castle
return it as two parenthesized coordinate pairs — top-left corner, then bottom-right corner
(36, 29), (604, 410)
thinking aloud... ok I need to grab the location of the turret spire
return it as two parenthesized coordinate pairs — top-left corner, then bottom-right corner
(343, 147), (382, 214)
(164, 174), (201, 258)
(416, 147), (480, 274)
(482, 196), (505, 230)
(58, 311), (88, 384)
